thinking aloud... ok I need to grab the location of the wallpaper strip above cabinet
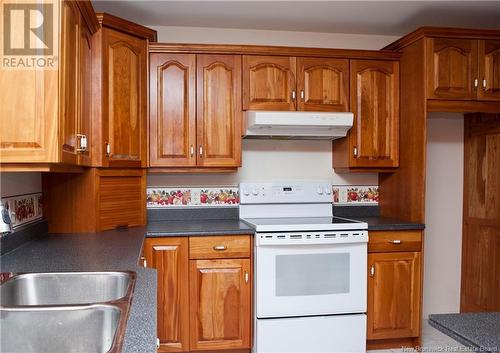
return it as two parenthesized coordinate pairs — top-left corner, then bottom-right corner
(146, 185), (379, 208)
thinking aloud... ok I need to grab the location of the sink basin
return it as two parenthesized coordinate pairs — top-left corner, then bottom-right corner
(0, 305), (120, 353)
(0, 271), (132, 306)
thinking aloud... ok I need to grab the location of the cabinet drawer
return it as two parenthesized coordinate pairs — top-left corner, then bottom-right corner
(189, 235), (251, 259)
(368, 231), (422, 253)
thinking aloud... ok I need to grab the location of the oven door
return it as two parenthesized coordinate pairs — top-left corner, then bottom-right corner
(255, 240), (367, 318)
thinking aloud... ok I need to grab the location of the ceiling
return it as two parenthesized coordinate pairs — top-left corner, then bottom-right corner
(92, 1), (500, 36)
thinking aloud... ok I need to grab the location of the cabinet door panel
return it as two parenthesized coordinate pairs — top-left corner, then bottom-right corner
(145, 238), (189, 352)
(426, 38), (477, 100)
(77, 17), (93, 166)
(150, 53), (196, 167)
(104, 28), (147, 167)
(60, 1), (80, 165)
(297, 57), (349, 111)
(189, 259), (251, 351)
(197, 54), (242, 167)
(350, 60), (399, 168)
(243, 55), (296, 111)
(478, 40), (500, 101)
(367, 252), (421, 340)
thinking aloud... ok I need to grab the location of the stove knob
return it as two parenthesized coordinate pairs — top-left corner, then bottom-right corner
(317, 187), (324, 195)
(252, 188), (259, 196)
(325, 187), (332, 195)
(242, 187), (250, 196)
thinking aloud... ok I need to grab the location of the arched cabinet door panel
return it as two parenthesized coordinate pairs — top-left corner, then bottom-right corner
(478, 40), (500, 101)
(349, 59), (399, 168)
(243, 55), (296, 111)
(297, 57), (349, 112)
(197, 55), (242, 167)
(103, 28), (147, 167)
(426, 38), (477, 100)
(149, 53), (196, 167)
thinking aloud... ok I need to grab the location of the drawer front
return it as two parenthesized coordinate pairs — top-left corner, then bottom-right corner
(189, 235), (251, 259)
(368, 231), (422, 253)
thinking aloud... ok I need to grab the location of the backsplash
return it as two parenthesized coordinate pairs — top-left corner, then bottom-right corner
(147, 185), (378, 208)
(1, 192), (43, 229)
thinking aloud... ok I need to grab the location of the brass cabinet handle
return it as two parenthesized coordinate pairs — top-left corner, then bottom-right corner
(353, 146), (358, 158)
(213, 245), (227, 251)
(105, 142), (111, 157)
(199, 145), (203, 158)
(190, 145), (194, 157)
(482, 79), (487, 91)
(390, 240), (402, 244)
(291, 90), (296, 101)
(300, 90), (305, 100)
(245, 272), (249, 284)
(370, 265), (375, 277)
(474, 78), (478, 89)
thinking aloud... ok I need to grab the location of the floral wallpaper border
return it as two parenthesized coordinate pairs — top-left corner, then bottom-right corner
(147, 185), (378, 208)
(1, 193), (43, 228)
(332, 186), (379, 205)
(147, 187), (240, 208)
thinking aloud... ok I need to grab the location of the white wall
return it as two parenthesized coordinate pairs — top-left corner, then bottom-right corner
(151, 25), (397, 49)
(0, 173), (42, 198)
(423, 113), (464, 317)
(148, 27), (398, 187)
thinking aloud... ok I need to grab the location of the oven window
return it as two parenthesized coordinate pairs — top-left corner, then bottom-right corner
(275, 253), (350, 296)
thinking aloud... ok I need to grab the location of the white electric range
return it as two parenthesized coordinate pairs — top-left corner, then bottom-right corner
(240, 181), (368, 353)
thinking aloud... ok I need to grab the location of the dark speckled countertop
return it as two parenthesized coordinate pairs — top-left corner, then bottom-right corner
(429, 312), (500, 352)
(0, 227), (156, 353)
(354, 217), (425, 231)
(147, 219), (254, 236)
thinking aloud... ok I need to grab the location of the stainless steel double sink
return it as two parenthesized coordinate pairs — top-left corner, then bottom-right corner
(0, 271), (136, 353)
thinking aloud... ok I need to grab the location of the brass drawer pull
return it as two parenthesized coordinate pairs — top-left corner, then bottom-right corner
(391, 240), (402, 244)
(213, 245), (227, 251)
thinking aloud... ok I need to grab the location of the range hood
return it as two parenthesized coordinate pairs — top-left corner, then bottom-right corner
(244, 111), (353, 140)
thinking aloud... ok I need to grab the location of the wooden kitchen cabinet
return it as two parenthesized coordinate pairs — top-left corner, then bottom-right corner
(144, 237), (190, 352)
(333, 59), (399, 172)
(149, 53), (242, 169)
(0, 1), (98, 168)
(92, 13), (156, 167)
(243, 55), (297, 111)
(297, 57), (349, 112)
(426, 37), (500, 101)
(189, 259), (252, 351)
(144, 235), (252, 352)
(243, 55), (349, 112)
(367, 230), (423, 349)
(477, 40), (500, 101)
(43, 168), (146, 232)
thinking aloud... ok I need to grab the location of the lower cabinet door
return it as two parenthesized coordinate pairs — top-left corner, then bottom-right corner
(367, 252), (421, 340)
(144, 237), (190, 352)
(189, 258), (251, 351)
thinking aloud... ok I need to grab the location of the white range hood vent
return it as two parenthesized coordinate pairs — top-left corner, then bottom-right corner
(244, 111), (353, 140)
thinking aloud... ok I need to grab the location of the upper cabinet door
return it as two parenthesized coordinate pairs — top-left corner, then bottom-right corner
(243, 55), (296, 111)
(149, 53), (196, 167)
(197, 55), (242, 167)
(477, 40), (500, 101)
(297, 58), (349, 112)
(350, 60), (399, 168)
(426, 38), (478, 100)
(103, 28), (147, 167)
(59, 1), (80, 165)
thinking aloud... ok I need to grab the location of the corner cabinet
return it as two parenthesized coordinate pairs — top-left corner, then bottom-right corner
(367, 230), (423, 349)
(0, 0), (99, 167)
(92, 13), (156, 167)
(149, 53), (242, 170)
(333, 59), (400, 172)
(144, 235), (252, 353)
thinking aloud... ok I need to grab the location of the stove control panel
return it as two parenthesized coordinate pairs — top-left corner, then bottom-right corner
(240, 181), (333, 204)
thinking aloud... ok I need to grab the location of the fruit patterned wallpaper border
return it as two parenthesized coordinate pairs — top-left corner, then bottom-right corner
(147, 185), (379, 208)
(1, 193), (43, 229)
